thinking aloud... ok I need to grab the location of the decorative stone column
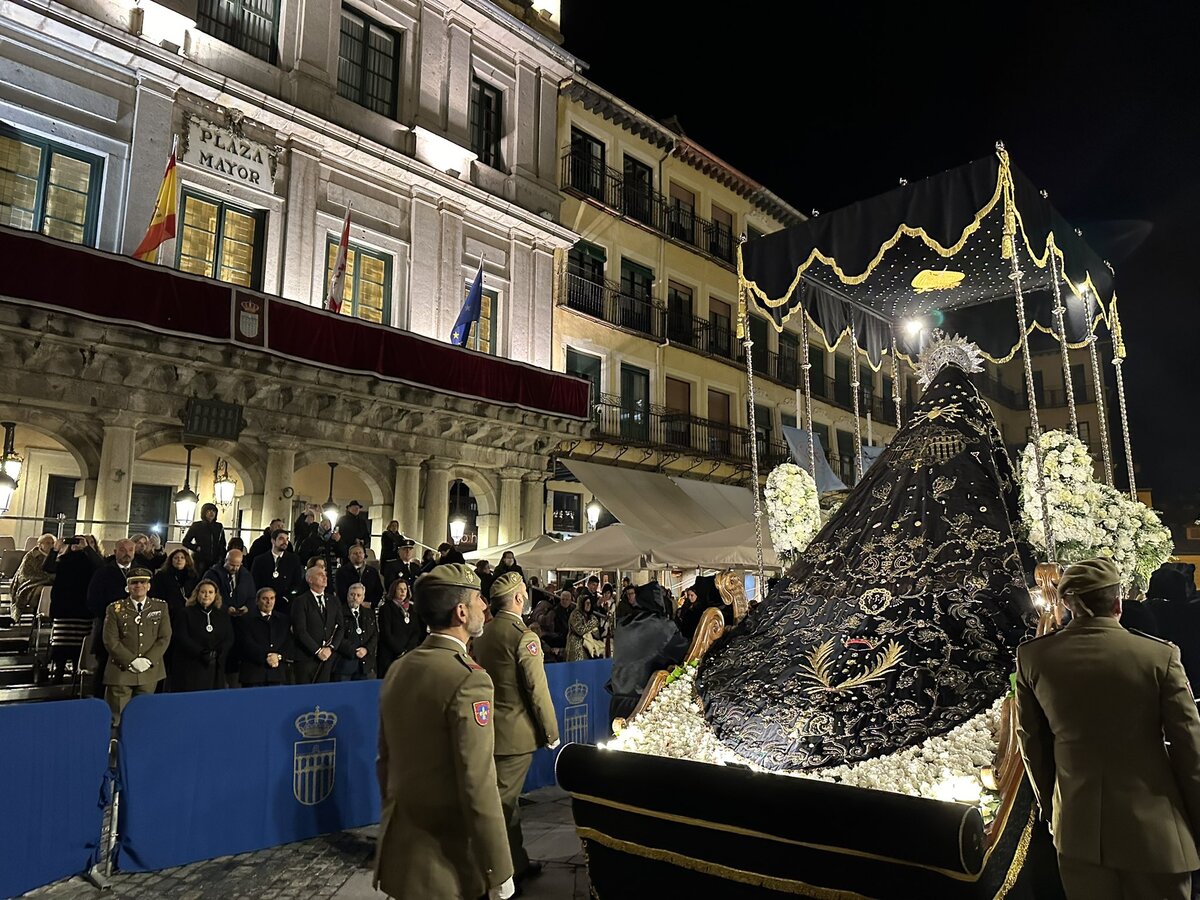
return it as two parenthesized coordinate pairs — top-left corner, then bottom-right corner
(261, 447), (295, 530)
(521, 472), (545, 539)
(423, 459), (452, 549)
(392, 455), (423, 538)
(498, 474), (522, 546)
(93, 418), (138, 542)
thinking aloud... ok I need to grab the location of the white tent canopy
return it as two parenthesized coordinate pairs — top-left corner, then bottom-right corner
(463, 533), (559, 562)
(649, 520), (780, 570)
(516, 524), (659, 571)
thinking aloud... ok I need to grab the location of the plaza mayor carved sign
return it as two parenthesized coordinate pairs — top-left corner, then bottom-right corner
(182, 113), (277, 190)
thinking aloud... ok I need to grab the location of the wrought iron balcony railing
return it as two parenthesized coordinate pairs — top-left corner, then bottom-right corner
(564, 271), (662, 340)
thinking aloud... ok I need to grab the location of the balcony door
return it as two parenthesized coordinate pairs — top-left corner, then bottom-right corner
(566, 241), (605, 318)
(709, 298), (733, 358)
(620, 364), (650, 442)
(570, 127), (605, 201)
(664, 377), (692, 448)
(668, 182), (695, 244)
(566, 347), (602, 417)
(707, 389), (731, 457)
(618, 258), (654, 335)
(623, 155), (654, 225)
(666, 280), (694, 346)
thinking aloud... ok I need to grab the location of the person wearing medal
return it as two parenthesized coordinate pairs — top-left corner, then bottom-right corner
(377, 577), (425, 676)
(102, 568), (172, 726)
(250, 529), (305, 610)
(169, 578), (235, 691)
(292, 565), (344, 683)
(335, 583), (378, 680)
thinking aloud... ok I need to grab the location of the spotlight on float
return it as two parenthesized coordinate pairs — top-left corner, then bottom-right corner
(173, 444), (199, 527)
(903, 319), (924, 337)
(323, 462), (339, 525)
(449, 518), (466, 545)
(587, 500), (602, 531)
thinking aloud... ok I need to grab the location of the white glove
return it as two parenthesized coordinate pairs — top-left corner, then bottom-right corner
(487, 877), (515, 900)
(129, 657), (151, 674)
(547, 739), (561, 750)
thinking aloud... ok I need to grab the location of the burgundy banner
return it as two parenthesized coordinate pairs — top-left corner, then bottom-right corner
(0, 228), (588, 420)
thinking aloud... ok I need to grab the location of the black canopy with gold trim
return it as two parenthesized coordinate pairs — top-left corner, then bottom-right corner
(739, 150), (1122, 368)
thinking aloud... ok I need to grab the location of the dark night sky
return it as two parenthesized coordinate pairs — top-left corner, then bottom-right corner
(560, 4), (1200, 527)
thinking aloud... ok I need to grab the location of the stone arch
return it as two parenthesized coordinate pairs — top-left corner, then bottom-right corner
(133, 427), (263, 497)
(0, 404), (101, 483)
(448, 465), (498, 519)
(292, 450), (390, 510)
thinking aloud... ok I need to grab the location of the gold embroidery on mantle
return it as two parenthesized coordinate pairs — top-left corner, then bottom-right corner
(798, 638), (905, 694)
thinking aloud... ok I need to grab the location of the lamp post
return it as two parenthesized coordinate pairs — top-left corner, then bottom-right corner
(213, 458), (236, 507)
(0, 422), (19, 516)
(323, 462), (339, 525)
(586, 499), (601, 532)
(173, 444), (199, 528)
(449, 478), (465, 545)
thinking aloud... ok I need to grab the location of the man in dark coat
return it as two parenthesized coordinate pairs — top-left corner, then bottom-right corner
(335, 501), (370, 560)
(202, 549), (258, 615)
(181, 504), (226, 574)
(237, 587), (292, 687)
(86, 537), (137, 696)
(246, 519), (288, 567)
(291, 565), (344, 683)
(298, 519), (343, 572)
(336, 543), (384, 608)
(250, 529), (305, 604)
(386, 537), (423, 586)
(335, 584), (378, 680)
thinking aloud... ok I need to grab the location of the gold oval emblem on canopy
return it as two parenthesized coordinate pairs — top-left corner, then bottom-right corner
(911, 269), (966, 293)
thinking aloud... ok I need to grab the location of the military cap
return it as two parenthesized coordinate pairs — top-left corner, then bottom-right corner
(126, 568), (153, 583)
(489, 571), (525, 600)
(399, 537), (416, 549)
(1058, 558), (1122, 597)
(415, 563), (480, 594)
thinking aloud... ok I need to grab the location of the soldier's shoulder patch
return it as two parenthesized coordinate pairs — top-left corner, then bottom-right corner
(473, 700), (490, 726)
(455, 653), (485, 672)
(526, 639), (540, 657)
(1128, 628), (1174, 646)
(1018, 628), (1064, 648)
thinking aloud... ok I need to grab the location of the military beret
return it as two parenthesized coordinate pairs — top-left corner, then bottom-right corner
(1058, 558), (1122, 596)
(415, 563), (480, 594)
(489, 571), (525, 600)
(126, 568), (153, 583)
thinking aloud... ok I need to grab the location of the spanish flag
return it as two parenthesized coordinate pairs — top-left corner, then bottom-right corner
(132, 137), (179, 262)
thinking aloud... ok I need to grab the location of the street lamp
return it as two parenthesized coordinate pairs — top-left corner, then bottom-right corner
(173, 444), (199, 527)
(449, 478), (465, 544)
(0, 422), (22, 483)
(213, 458), (237, 507)
(323, 462), (340, 525)
(586, 500), (601, 531)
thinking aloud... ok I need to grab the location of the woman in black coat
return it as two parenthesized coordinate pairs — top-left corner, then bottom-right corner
(43, 536), (103, 676)
(169, 579), (234, 692)
(150, 548), (199, 614)
(493, 551), (524, 581)
(377, 578), (426, 675)
(182, 503), (227, 574)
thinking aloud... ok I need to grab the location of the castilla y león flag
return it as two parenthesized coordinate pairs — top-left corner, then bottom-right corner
(131, 137), (179, 262)
(326, 207), (351, 314)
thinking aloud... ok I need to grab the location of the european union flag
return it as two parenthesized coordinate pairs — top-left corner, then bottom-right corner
(450, 262), (483, 347)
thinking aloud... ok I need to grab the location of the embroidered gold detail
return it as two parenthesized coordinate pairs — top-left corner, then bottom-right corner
(911, 269), (965, 293)
(858, 588), (893, 615)
(798, 638), (905, 694)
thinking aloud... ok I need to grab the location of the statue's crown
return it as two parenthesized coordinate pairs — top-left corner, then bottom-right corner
(915, 330), (984, 388)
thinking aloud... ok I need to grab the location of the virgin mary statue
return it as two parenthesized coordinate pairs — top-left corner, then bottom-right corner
(696, 333), (1035, 771)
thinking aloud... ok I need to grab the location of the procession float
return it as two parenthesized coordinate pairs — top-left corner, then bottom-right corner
(556, 146), (1172, 898)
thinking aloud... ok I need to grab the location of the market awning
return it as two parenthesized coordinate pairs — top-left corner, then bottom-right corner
(649, 520), (780, 570)
(464, 534), (559, 562)
(517, 524), (659, 571)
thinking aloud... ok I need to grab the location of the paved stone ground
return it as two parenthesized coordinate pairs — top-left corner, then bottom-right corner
(24, 787), (588, 900)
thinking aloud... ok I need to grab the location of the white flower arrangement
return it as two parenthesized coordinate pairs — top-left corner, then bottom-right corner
(1020, 430), (1173, 588)
(764, 463), (822, 559)
(605, 665), (1002, 819)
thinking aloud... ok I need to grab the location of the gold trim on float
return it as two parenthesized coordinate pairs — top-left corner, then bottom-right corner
(578, 828), (875, 899)
(568, 790), (994, 881)
(993, 810), (1035, 899)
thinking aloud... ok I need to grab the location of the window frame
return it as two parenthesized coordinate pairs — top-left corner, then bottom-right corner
(196, 0), (282, 64)
(337, 6), (402, 118)
(323, 234), (393, 325)
(0, 123), (103, 246)
(176, 188), (267, 290)
(470, 75), (504, 170)
(465, 284), (499, 354)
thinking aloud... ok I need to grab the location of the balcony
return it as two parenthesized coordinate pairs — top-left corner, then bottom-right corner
(562, 149), (736, 266)
(591, 394), (789, 470)
(565, 271), (662, 341)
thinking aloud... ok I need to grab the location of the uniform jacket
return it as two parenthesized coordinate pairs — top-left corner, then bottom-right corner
(236, 611), (292, 685)
(376, 599), (426, 675)
(472, 610), (559, 755)
(102, 596), (172, 686)
(335, 605), (378, 679)
(291, 590), (344, 682)
(374, 633), (512, 898)
(1016, 616), (1200, 873)
(169, 603), (234, 691)
(250, 550), (305, 600)
(335, 562), (384, 608)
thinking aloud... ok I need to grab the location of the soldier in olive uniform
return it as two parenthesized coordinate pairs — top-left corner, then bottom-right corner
(473, 572), (560, 884)
(102, 568), (171, 726)
(1016, 558), (1200, 900)
(374, 564), (514, 900)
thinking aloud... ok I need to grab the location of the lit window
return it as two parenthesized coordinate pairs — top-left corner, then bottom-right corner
(196, 0), (281, 63)
(177, 190), (265, 289)
(338, 8), (401, 117)
(324, 237), (392, 324)
(0, 125), (102, 246)
(466, 287), (498, 354)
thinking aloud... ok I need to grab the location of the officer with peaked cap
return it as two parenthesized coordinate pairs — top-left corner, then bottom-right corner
(374, 564), (514, 900)
(472, 572), (560, 885)
(102, 568), (171, 726)
(1015, 557), (1200, 899)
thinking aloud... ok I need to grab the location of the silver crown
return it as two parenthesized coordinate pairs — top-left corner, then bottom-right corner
(915, 330), (985, 388)
(564, 681), (588, 705)
(295, 706), (338, 738)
